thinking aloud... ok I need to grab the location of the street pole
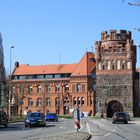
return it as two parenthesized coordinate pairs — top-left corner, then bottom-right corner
(8, 46), (14, 119)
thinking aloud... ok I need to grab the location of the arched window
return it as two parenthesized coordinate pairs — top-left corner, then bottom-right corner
(46, 84), (50, 92)
(37, 85), (42, 93)
(55, 97), (60, 106)
(28, 98), (33, 106)
(81, 97), (84, 105)
(20, 86), (24, 94)
(77, 97), (80, 105)
(55, 85), (60, 92)
(28, 85), (33, 93)
(36, 98), (42, 106)
(73, 97), (76, 105)
(64, 84), (69, 92)
(46, 98), (51, 106)
(112, 61), (116, 70)
(122, 61), (126, 69)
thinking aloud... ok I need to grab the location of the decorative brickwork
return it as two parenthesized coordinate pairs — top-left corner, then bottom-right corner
(95, 30), (136, 117)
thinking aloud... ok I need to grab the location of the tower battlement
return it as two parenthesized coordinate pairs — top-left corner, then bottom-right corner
(101, 30), (131, 42)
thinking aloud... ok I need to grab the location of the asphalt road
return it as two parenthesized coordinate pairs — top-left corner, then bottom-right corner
(83, 118), (140, 140)
(0, 119), (76, 140)
(0, 117), (140, 140)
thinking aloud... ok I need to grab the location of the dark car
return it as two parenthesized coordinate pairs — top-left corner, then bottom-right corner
(112, 112), (128, 124)
(25, 112), (45, 127)
(125, 112), (130, 121)
(0, 109), (8, 128)
(45, 113), (58, 122)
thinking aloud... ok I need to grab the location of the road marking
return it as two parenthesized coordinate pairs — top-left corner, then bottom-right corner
(104, 133), (111, 137)
(113, 129), (116, 132)
(60, 126), (65, 129)
(86, 122), (92, 134)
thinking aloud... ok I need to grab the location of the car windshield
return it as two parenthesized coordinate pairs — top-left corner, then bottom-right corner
(47, 113), (56, 116)
(116, 112), (126, 117)
(28, 113), (41, 117)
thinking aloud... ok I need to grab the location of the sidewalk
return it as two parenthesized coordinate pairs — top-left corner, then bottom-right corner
(35, 132), (91, 140)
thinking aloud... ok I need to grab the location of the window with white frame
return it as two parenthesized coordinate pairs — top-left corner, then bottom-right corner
(55, 85), (60, 92)
(37, 85), (42, 93)
(28, 98), (33, 106)
(20, 86), (24, 94)
(28, 85), (33, 93)
(36, 98), (42, 106)
(46, 84), (50, 92)
(77, 84), (81, 92)
(55, 97), (60, 106)
(46, 98), (51, 106)
(64, 84), (69, 92)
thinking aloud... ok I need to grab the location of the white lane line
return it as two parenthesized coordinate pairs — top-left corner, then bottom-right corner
(60, 126), (66, 129)
(86, 122), (92, 134)
(104, 133), (111, 137)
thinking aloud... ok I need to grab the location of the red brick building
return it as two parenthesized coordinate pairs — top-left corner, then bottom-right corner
(10, 52), (96, 116)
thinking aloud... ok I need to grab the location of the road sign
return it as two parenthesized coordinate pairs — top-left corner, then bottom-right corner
(73, 108), (80, 130)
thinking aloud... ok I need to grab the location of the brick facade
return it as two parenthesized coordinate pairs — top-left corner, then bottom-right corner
(11, 52), (96, 116)
(95, 30), (136, 117)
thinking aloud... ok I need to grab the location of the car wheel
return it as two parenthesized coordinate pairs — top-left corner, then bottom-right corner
(124, 121), (128, 124)
(25, 123), (28, 127)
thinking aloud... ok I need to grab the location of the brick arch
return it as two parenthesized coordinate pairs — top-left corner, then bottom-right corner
(102, 60), (107, 70)
(111, 60), (116, 70)
(106, 100), (123, 118)
(120, 60), (126, 70)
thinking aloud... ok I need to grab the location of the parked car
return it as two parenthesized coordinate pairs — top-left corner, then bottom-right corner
(112, 112), (128, 124)
(45, 113), (58, 122)
(0, 109), (8, 128)
(25, 112), (45, 127)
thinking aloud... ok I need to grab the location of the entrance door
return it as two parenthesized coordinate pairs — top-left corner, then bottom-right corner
(107, 100), (123, 117)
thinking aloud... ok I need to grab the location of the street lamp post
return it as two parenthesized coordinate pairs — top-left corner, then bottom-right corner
(8, 46), (14, 119)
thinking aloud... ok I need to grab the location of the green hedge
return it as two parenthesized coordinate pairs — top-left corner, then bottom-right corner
(9, 115), (25, 122)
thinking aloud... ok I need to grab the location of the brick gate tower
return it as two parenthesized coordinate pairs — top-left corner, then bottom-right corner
(95, 30), (136, 117)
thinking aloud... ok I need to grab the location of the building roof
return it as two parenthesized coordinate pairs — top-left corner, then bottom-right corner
(13, 63), (78, 75)
(13, 52), (96, 76)
(71, 52), (96, 76)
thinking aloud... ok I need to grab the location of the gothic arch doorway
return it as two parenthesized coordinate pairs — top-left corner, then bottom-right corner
(106, 100), (123, 117)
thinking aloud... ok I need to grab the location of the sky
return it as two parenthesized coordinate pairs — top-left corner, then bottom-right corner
(0, 0), (140, 74)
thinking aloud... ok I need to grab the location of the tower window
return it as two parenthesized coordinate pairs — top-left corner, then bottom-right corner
(122, 65), (125, 69)
(90, 58), (95, 62)
(112, 65), (115, 70)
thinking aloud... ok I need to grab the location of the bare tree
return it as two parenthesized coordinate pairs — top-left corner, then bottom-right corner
(0, 33), (6, 109)
(123, 0), (140, 6)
